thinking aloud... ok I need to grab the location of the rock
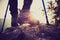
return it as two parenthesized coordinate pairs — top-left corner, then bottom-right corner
(4, 27), (23, 40)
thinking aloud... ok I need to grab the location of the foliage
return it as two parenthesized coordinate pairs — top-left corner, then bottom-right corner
(47, 0), (60, 26)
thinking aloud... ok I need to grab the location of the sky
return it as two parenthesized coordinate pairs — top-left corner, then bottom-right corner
(0, 0), (56, 24)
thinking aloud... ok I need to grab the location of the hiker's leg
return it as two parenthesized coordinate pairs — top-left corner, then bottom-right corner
(22, 0), (33, 10)
(19, 0), (33, 25)
(11, 10), (18, 27)
(9, 0), (18, 27)
(21, 0), (33, 16)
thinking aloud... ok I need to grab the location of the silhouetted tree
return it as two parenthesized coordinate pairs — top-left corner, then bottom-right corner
(54, 0), (60, 26)
(47, 0), (60, 26)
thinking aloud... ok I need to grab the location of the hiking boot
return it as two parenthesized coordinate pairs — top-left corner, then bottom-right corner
(11, 16), (18, 27)
(18, 9), (30, 25)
